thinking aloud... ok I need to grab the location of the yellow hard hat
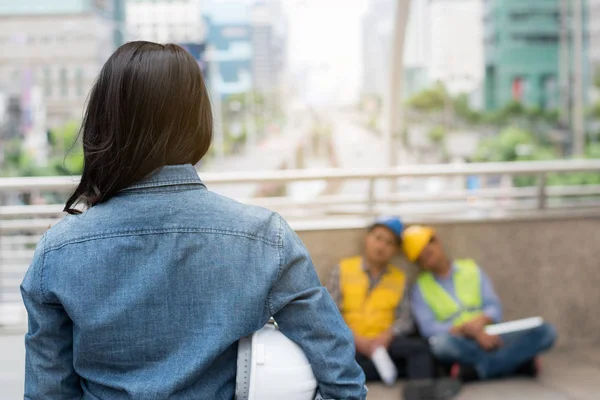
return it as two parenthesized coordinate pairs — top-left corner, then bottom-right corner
(402, 226), (435, 262)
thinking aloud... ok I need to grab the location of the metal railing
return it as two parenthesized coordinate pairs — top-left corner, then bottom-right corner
(1, 159), (600, 224)
(2, 159), (600, 325)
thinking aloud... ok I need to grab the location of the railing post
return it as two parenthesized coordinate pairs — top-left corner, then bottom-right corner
(537, 173), (547, 210)
(367, 177), (376, 216)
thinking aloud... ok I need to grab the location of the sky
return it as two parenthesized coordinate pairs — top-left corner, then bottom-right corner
(283, 0), (369, 106)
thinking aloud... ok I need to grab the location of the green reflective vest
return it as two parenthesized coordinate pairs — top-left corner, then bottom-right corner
(417, 259), (483, 326)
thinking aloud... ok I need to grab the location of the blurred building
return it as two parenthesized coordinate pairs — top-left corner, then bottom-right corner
(203, 0), (254, 97)
(126, 0), (207, 87)
(361, 0), (430, 101)
(0, 0), (123, 128)
(429, 0), (484, 97)
(0, 90), (20, 141)
(202, 0), (286, 97)
(404, 0), (430, 98)
(250, 0), (287, 94)
(126, 0), (204, 44)
(589, 0), (600, 78)
(484, 0), (562, 111)
(361, 0), (393, 100)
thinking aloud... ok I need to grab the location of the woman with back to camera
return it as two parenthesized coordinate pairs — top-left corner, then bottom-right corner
(20, 41), (366, 399)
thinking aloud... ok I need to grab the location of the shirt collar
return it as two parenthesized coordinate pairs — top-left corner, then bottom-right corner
(123, 164), (205, 191)
(434, 262), (458, 282)
(361, 257), (390, 275)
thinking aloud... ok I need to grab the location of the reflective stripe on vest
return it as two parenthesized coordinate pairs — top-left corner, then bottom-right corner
(339, 256), (406, 339)
(417, 259), (483, 326)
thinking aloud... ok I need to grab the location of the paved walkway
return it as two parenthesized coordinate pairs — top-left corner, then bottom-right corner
(3, 332), (599, 399)
(368, 348), (600, 400)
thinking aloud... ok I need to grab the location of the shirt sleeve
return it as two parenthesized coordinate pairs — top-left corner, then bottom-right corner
(20, 234), (83, 400)
(391, 289), (415, 336)
(410, 284), (453, 339)
(269, 216), (367, 400)
(479, 267), (503, 324)
(325, 264), (342, 310)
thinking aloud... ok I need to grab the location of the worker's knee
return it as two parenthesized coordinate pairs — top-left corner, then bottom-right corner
(429, 334), (462, 362)
(535, 322), (557, 350)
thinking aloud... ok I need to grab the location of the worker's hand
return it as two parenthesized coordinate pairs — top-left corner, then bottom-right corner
(354, 335), (376, 357)
(449, 325), (464, 336)
(462, 316), (490, 338)
(475, 332), (502, 351)
(372, 330), (394, 350)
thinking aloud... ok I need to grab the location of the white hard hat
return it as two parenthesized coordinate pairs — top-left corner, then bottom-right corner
(236, 321), (319, 400)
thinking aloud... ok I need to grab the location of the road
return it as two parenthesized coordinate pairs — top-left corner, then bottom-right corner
(330, 112), (424, 196)
(200, 118), (310, 200)
(329, 113), (493, 219)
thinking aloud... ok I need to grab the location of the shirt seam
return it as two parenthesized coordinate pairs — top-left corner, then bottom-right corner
(45, 227), (279, 252)
(268, 214), (284, 316)
(39, 233), (50, 304)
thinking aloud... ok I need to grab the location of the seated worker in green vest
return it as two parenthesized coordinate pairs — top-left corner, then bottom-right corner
(326, 217), (461, 398)
(404, 225), (557, 381)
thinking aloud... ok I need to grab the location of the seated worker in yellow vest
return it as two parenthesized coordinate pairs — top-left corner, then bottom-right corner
(404, 225), (557, 381)
(326, 217), (461, 398)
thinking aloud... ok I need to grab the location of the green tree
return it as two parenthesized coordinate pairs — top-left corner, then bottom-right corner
(48, 120), (84, 175)
(406, 81), (448, 112)
(473, 126), (539, 162)
(474, 126), (600, 187)
(0, 137), (54, 177)
(428, 125), (446, 144)
(452, 94), (481, 124)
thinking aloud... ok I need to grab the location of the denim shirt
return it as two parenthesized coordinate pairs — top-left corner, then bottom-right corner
(21, 164), (366, 400)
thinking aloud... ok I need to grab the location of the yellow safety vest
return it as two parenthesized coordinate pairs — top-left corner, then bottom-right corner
(340, 256), (406, 339)
(416, 259), (483, 327)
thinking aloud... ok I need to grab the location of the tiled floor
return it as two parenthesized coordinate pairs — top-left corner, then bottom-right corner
(3, 331), (600, 399)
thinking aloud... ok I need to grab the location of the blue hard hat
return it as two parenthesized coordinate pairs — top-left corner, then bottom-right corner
(372, 216), (404, 241)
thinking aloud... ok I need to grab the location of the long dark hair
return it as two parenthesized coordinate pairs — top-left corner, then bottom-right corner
(64, 41), (213, 214)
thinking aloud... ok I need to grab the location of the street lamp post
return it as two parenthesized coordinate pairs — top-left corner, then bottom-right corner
(384, 0), (411, 189)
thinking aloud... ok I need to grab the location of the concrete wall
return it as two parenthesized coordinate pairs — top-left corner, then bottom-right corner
(296, 215), (600, 349)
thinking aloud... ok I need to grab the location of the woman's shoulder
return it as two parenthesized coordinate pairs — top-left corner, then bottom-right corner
(41, 212), (90, 252)
(43, 191), (285, 250)
(202, 191), (283, 245)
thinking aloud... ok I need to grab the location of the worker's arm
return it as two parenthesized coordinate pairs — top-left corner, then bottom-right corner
(20, 235), (83, 400)
(410, 285), (454, 339)
(479, 268), (503, 324)
(450, 267), (503, 340)
(270, 216), (367, 400)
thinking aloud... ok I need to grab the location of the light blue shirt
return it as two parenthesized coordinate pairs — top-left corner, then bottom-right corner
(410, 262), (503, 339)
(21, 164), (366, 400)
